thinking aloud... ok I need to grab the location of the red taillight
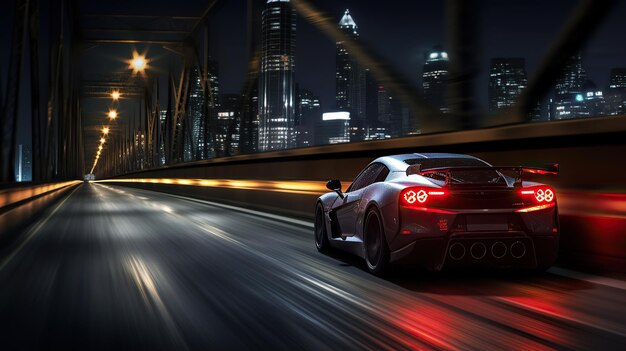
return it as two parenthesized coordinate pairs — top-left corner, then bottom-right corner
(519, 186), (556, 203)
(400, 187), (446, 206)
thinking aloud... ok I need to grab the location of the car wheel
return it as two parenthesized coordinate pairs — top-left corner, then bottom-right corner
(314, 203), (330, 252)
(364, 207), (390, 275)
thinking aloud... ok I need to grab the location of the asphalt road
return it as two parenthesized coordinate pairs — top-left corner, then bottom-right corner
(0, 183), (625, 350)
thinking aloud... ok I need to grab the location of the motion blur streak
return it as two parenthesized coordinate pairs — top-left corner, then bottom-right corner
(0, 180), (81, 208)
(94, 178), (336, 195)
(0, 183), (624, 350)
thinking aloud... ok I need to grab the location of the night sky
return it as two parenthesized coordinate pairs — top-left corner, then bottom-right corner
(1, 0), (625, 150)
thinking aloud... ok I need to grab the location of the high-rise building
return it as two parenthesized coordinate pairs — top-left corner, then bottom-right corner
(488, 58), (528, 113)
(317, 112), (350, 145)
(216, 94), (241, 156)
(422, 47), (449, 113)
(555, 53), (587, 100)
(239, 86), (259, 154)
(553, 54), (589, 120)
(186, 67), (204, 161)
(295, 87), (320, 147)
(365, 69), (379, 127)
(582, 80), (606, 117)
(376, 85), (407, 137)
(186, 62), (219, 161)
(336, 9), (366, 139)
(606, 68), (626, 115)
(258, 0), (296, 151)
(14, 144), (32, 182)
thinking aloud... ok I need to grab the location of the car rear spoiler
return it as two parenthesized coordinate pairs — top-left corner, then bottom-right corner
(406, 163), (559, 186)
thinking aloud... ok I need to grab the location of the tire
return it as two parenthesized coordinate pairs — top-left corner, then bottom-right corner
(363, 207), (390, 275)
(314, 203), (330, 252)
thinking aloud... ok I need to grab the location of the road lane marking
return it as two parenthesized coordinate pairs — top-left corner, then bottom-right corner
(125, 255), (189, 350)
(112, 187), (314, 229)
(492, 296), (626, 339)
(548, 267), (626, 291)
(0, 184), (81, 273)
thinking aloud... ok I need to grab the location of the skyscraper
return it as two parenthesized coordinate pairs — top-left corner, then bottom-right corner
(217, 94), (241, 156)
(187, 67), (205, 161)
(186, 61), (219, 161)
(239, 86), (259, 154)
(488, 58), (528, 113)
(295, 87), (320, 147)
(606, 68), (626, 115)
(258, 0), (296, 151)
(555, 53), (587, 100)
(422, 47), (449, 113)
(336, 9), (366, 138)
(553, 54), (588, 119)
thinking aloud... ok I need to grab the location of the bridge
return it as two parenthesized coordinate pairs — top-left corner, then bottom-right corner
(1, 0), (626, 349)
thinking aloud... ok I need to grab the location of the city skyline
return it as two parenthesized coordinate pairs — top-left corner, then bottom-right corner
(2, 0), (626, 168)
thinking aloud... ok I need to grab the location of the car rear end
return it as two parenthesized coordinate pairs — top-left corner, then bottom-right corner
(390, 168), (559, 271)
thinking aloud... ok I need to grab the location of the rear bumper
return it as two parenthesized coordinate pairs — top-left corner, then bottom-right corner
(390, 234), (559, 271)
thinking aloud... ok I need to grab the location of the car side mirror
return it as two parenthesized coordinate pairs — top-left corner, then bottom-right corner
(326, 179), (344, 199)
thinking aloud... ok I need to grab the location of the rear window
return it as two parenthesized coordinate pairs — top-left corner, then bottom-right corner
(405, 158), (508, 186)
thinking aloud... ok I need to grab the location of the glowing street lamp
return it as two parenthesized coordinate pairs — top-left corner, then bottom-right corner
(102, 126), (110, 135)
(100, 137), (106, 144)
(111, 90), (121, 101)
(129, 51), (148, 73)
(98, 145), (103, 150)
(108, 110), (118, 120)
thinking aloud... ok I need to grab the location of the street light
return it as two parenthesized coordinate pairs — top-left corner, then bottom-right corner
(108, 110), (118, 120)
(111, 90), (121, 101)
(100, 138), (106, 144)
(129, 51), (148, 73)
(102, 126), (110, 135)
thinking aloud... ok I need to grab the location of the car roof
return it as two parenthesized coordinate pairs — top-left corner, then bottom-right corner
(372, 153), (484, 172)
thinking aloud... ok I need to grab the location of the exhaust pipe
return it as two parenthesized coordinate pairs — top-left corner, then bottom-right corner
(449, 243), (466, 260)
(510, 241), (526, 259)
(491, 241), (507, 259)
(470, 242), (487, 260)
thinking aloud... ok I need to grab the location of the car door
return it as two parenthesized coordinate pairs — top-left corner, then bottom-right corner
(333, 163), (388, 238)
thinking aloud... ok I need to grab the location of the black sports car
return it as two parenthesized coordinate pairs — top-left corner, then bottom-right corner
(314, 153), (559, 275)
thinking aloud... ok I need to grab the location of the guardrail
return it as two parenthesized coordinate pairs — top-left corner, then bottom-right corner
(0, 181), (82, 242)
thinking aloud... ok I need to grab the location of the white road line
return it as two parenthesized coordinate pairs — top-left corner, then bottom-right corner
(548, 267), (626, 291)
(122, 188), (315, 229)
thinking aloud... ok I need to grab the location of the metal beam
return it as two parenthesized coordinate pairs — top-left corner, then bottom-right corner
(82, 28), (190, 35)
(81, 14), (201, 21)
(83, 39), (183, 45)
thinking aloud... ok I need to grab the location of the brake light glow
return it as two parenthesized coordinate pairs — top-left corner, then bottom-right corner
(401, 187), (446, 206)
(519, 186), (555, 203)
